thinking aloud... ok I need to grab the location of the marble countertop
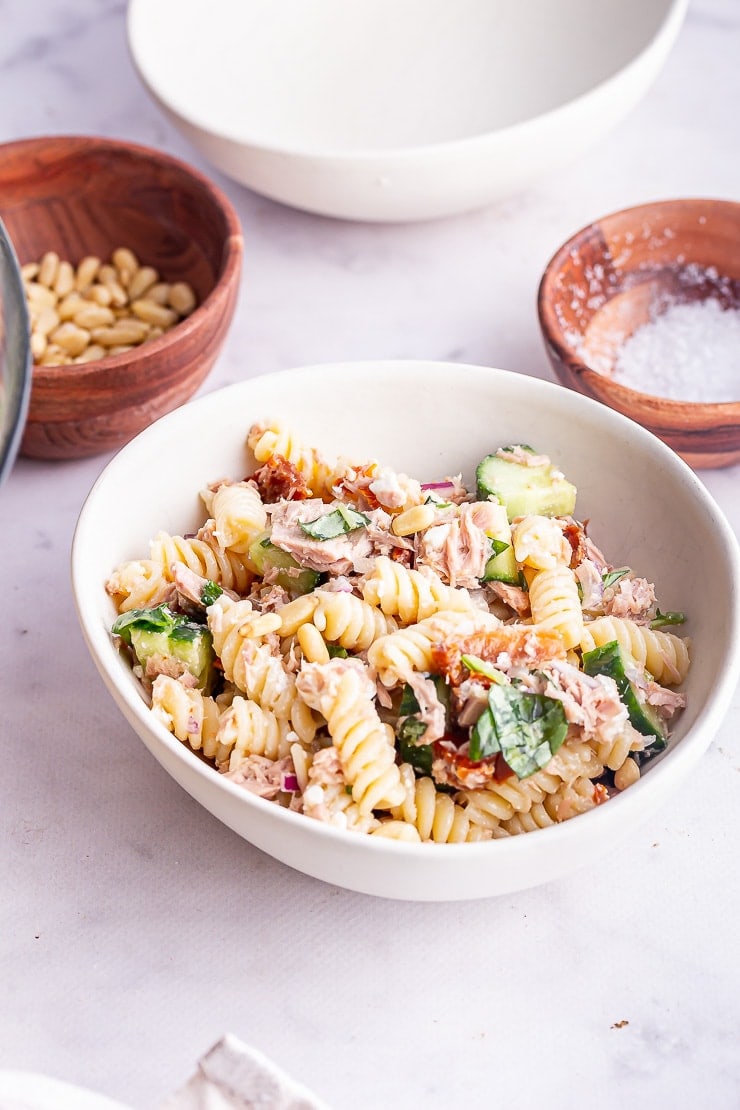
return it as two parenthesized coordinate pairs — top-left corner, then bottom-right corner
(2, 2), (739, 1108)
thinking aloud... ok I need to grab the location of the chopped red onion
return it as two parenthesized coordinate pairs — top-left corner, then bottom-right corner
(281, 772), (299, 793)
(420, 480), (455, 491)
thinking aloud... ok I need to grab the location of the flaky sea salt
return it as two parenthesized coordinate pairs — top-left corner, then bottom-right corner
(612, 298), (740, 402)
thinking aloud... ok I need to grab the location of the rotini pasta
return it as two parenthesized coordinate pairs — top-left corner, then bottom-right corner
(108, 426), (691, 846)
(529, 563), (584, 650)
(361, 556), (473, 625)
(581, 616), (690, 685)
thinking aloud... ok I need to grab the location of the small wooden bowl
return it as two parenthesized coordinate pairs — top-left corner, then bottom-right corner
(537, 198), (740, 469)
(0, 135), (243, 460)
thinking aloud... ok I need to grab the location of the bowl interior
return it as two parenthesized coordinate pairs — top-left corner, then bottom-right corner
(0, 137), (232, 303)
(543, 199), (740, 378)
(0, 218), (31, 482)
(71, 362), (740, 899)
(129, 0), (678, 151)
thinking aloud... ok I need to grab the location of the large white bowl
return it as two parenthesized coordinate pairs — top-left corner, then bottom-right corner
(71, 362), (740, 900)
(127, 0), (687, 223)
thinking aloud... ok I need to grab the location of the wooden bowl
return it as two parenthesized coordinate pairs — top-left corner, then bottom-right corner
(537, 198), (740, 469)
(0, 135), (243, 460)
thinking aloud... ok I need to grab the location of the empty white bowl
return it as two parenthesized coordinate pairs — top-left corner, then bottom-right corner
(127, 0), (688, 222)
(71, 361), (740, 900)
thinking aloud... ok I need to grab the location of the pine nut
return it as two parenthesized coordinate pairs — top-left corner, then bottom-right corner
(34, 306), (61, 337)
(107, 344), (135, 356)
(127, 265), (159, 301)
(73, 303), (115, 329)
(30, 331), (47, 360)
(614, 757), (640, 791)
(98, 264), (117, 285)
(168, 281), (197, 316)
(106, 280), (129, 308)
(75, 256), (101, 290)
(74, 344), (107, 363)
(87, 283), (113, 307)
(57, 292), (85, 320)
(50, 322), (91, 357)
(40, 344), (70, 366)
(112, 247), (138, 286)
(54, 260), (75, 298)
(145, 282), (171, 305)
(25, 282), (57, 309)
(391, 503), (436, 536)
(22, 262), (40, 281)
(131, 299), (178, 328)
(91, 321), (149, 347)
(38, 251), (60, 288)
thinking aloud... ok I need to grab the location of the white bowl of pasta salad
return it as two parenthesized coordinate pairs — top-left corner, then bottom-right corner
(72, 361), (740, 900)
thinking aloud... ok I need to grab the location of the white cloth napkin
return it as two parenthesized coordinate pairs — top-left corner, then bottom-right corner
(0, 1035), (330, 1110)
(160, 1034), (330, 1110)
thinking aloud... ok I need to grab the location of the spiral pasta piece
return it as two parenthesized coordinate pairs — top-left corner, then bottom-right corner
(461, 742), (604, 830)
(361, 556), (473, 626)
(106, 558), (172, 613)
(150, 528), (253, 593)
(151, 675), (229, 764)
(529, 564), (584, 650)
(247, 420), (333, 497)
(581, 616), (690, 685)
(301, 746), (380, 833)
(297, 660), (405, 814)
(312, 589), (395, 652)
(391, 773), (485, 843)
(368, 609), (498, 687)
(217, 696), (292, 770)
(210, 481), (267, 555)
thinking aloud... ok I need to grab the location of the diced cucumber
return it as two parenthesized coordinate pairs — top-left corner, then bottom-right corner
(129, 626), (214, 689)
(476, 448), (577, 520)
(582, 639), (666, 742)
(112, 604), (215, 689)
(482, 537), (519, 585)
(249, 530), (321, 596)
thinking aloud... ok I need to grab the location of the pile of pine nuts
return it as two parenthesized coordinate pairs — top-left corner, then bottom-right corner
(22, 247), (198, 366)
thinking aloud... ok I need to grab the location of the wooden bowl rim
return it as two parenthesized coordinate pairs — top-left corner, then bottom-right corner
(537, 196), (740, 421)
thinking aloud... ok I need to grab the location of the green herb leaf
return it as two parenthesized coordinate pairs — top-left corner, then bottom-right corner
(396, 720), (434, 776)
(111, 604), (207, 645)
(299, 506), (370, 541)
(399, 683), (421, 717)
(461, 654), (506, 684)
(499, 444), (536, 455)
(650, 608), (686, 629)
(111, 604), (177, 644)
(326, 643), (349, 659)
(200, 580), (223, 607)
(470, 684), (568, 777)
(602, 567), (631, 590)
(488, 538), (510, 558)
(424, 493), (452, 508)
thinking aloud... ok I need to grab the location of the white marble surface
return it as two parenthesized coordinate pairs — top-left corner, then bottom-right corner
(2, 2), (740, 1108)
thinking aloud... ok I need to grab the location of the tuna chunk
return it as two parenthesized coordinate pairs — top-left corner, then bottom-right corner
(268, 498), (373, 574)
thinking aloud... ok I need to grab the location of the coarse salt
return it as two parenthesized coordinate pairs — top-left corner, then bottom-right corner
(611, 298), (740, 402)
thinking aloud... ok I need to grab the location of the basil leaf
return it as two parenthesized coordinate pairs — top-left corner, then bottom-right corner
(461, 654), (506, 684)
(470, 684), (568, 777)
(602, 567), (631, 589)
(112, 604), (207, 646)
(112, 604), (176, 644)
(650, 608), (686, 629)
(299, 506), (370, 541)
(326, 643), (349, 659)
(200, 580), (223, 607)
(396, 720), (434, 775)
(399, 683), (421, 717)
(488, 538), (510, 558)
